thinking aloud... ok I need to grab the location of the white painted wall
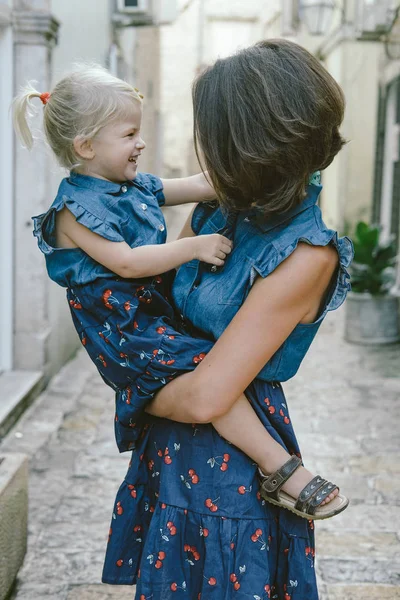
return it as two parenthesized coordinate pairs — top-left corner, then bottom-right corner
(0, 3), (13, 372)
(44, 0), (112, 373)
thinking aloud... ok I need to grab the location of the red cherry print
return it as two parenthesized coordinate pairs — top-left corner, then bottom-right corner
(230, 574), (237, 583)
(256, 491), (261, 500)
(169, 526), (177, 535)
(155, 276), (162, 283)
(156, 326), (166, 334)
(268, 406), (276, 414)
(129, 487), (137, 498)
(202, 528), (209, 537)
(164, 456), (172, 465)
(170, 583), (178, 592)
(220, 462), (228, 472)
(157, 449), (163, 457)
(193, 355), (200, 364)
(251, 534), (258, 542)
(133, 525), (142, 532)
(279, 409), (284, 417)
(210, 504), (218, 512)
(161, 503), (167, 509)
(168, 335), (175, 340)
(234, 582), (241, 591)
(160, 360), (166, 365)
(265, 584), (270, 591)
(205, 498), (213, 508)
(191, 474), (199, 484)
(198, 353), (206, 360)
(223, 453), (230, 462)
(164, 447), (169, 455)
(81, 337), (87, 346)
(152, 349), (159, 355)
(193, 551), (200, 561)
(116, 559), (123, 567)
(167, 521), (173, 528)
(284, 416), (290, 424)
(238, 486), (246, 495)
(184, 544), (191, 552)
(166, 360), (175, 365)
(305, 546), (310, 556)
(140, 596), (146, 600)
(188, 469), (195, 476)
(158, 551), (166, 560)
(230, 542), (235, 550)
(155, 560), (163, 569)
(285, 595), (291, 600)
(183, 509), (187, 514)
(264, 397), (270, 406)
(149, 506), (155, 513)
(116, 505), (123, 516)
(124, 301), (131, 311)
(208, 577), (217, 586)
(134, 321), (139, 329)
(284, 547), (289, 555)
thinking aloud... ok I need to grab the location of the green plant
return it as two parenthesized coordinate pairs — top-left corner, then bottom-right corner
(349, 221), (398, 295)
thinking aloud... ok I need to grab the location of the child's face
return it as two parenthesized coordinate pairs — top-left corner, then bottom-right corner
(88, 101), (145, 183)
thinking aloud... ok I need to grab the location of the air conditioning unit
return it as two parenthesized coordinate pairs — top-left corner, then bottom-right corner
(115, 0), (177, 25)
(355, 0), (398, 40)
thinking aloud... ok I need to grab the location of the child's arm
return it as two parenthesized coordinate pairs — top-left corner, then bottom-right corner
(161, 172), (215, 206)
(57, 207), (231, 279)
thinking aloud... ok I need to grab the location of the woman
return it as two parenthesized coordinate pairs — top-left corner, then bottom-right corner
(102, 39), (353, 600)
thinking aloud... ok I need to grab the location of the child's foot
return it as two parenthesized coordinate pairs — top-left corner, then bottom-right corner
(280, 465), (339, 506)
(258, 455), (349, 520)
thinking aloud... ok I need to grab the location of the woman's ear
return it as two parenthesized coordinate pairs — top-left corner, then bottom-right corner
(73, 136), (95, 160)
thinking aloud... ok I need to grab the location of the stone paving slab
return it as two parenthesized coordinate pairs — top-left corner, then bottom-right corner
(2, 307), (399, 599)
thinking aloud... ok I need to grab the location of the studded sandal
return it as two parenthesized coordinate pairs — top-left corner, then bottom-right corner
(258, 455), (349, 520)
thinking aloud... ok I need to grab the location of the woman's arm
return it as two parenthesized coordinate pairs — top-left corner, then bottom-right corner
(146, 242), (338, 423)
(161, 172), (215, 206)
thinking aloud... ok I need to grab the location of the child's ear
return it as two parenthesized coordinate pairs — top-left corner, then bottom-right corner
(74, 136), (95, 160)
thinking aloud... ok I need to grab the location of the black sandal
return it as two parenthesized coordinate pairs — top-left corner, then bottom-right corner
(258, 456), (349, 520)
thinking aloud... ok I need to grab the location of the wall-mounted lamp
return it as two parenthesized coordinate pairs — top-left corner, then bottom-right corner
(298, 0), (336, 35)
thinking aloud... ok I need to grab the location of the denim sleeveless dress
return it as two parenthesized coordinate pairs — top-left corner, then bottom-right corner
(101, 176), (354, 600)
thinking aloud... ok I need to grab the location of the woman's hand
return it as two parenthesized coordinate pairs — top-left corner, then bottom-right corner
(145, 242), (338, 423)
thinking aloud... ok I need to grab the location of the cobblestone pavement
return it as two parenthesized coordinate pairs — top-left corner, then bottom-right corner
(2, 308), (399, 600)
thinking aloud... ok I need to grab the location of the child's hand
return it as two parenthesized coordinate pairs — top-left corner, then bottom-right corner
(193, 234), (233, 267)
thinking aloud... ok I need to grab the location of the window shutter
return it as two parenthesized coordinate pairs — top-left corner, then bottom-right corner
(372, 85), (387, 223)
(390, 76), (400, 252)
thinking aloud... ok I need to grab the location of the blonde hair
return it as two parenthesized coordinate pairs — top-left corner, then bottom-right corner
(12, 63), (143, 170)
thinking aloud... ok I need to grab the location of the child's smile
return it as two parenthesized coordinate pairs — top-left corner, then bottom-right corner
(86, 101), (145, 183)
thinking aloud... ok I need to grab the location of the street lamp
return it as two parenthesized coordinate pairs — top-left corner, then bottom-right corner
(298, 0), (336, 35)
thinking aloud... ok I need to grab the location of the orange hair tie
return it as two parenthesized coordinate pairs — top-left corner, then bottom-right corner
(39, 92), (51, 105)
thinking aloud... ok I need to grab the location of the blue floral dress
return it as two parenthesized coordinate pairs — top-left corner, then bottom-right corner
(101, 178), (353, 599)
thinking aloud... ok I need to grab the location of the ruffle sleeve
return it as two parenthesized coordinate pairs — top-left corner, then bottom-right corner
(32, 195), (125, 256)
(253, 231), (354, 321)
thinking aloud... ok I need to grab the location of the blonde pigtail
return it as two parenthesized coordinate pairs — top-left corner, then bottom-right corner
(12, 83), (44, 150)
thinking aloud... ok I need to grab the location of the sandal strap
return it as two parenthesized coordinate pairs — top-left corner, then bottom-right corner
(294, 476), (327, 513)
(258, 455), (302, 501)
(295, 479), (338, 515)
(305, 482), (339, 515)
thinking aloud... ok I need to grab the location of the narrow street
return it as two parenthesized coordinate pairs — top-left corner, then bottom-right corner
(2, 309), (399, 600)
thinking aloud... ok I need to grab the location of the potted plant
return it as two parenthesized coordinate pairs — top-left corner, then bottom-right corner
(345, 221), (399, 344)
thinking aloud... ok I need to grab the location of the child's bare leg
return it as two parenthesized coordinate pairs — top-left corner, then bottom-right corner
(212, 394), (338, 505)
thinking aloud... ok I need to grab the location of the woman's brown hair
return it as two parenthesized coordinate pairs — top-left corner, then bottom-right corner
(192, 38), (346, 217)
